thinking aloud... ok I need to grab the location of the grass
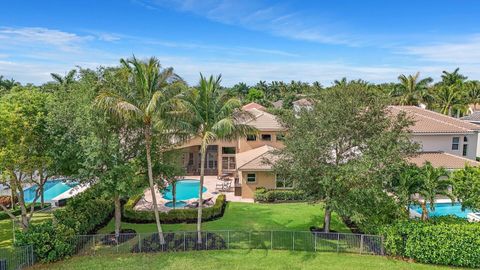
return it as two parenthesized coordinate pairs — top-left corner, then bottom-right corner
(0, 212), (52, 249)
(98, 202), (349, 234)
(30, 250), (457, 270)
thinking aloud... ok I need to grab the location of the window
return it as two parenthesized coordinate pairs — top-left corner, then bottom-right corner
(188, 153), (194, 166)
(246, 173), (256, 183)
(464, 137), (468, 142)
(261, 134), (272, 141)
(276, 133), (285, 141)
(247, 134), (256, 141)
(276, 174), (293, 189)
(222, 156), (236, 170)
(222, 147), (236, 154)
(463, 144), (468, 156)
(452, 137), (460, 150)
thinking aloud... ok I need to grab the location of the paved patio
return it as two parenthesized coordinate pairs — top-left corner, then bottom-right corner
(134, 175), (253, 212)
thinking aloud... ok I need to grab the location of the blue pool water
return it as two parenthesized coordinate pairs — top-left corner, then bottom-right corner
(23, 180), (78, 203)
(164, 201), (187, 208)
(410, 203), (472, 218)
(162, 180), (207, 201)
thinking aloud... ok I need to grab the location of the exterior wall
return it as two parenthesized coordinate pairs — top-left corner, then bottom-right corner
(237, 131), (285, 152)
(239, 170), (276, 199)
(411, 133), (479, 160)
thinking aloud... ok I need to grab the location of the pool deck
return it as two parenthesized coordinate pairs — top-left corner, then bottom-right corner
(134, 176), (253, 212)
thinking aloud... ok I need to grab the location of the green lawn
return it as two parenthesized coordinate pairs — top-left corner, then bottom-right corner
(98, 202), (349, 234)
(30, 250), (456, 270)
(0, 212), (52, 248)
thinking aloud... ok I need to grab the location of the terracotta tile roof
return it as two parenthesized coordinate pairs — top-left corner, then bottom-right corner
(240, 108), (286, 131)
(461, 111), (480, 123)
(293, 98), (313, 106)
(242, 102), (266, 111)
(408, 151), (480, 169)
(236, 145), (278, 171)
(272, 100), (283, 109)
(389, 106), (480, 134)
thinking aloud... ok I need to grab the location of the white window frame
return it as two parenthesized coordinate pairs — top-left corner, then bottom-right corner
(275, 174), (293, 189)
(246, 173), (256, 184)
(452, 137), (460, 150)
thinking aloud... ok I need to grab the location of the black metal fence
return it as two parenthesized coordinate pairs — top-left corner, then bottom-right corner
(70, 231), (384, 256)
(0, 246), (34, 270)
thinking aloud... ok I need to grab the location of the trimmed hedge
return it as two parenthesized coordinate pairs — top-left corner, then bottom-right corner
(16, 186), (114, 262)
(123, 194), (226, 223)
(383, 218), (480, 268)
(254, 187), (305, 202)
(0, 203), (51, 220)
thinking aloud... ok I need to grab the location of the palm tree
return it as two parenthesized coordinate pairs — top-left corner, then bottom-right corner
(181, 74), (256, 244)
(96, 56), (183, 244)
(333, 77), (348, 87)
(392, 72), (433, 106)
(416, 162), (453, 220)
(50, 69), (77, 86)
(465, 81), (480, 111)
(440, 68), (467, 86)
(392, 165), (423, 215)
(433, 84), (465, 116)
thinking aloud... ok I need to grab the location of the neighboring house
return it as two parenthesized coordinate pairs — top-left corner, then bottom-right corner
(390, 106), (480, 169)
(460, 111), (480, 157)
(177, 103), (285, 199)
(292, 98), (313, 113)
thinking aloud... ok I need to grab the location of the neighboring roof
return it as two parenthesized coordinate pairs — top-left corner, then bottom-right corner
(241, 108), (286, 131)
(389, 106), (480, 134)
(293, 98), (312, 107)
(272, 100), (283, 109)
(461, 111), (480, 123)
(242, 102), (266, 111)
(236, 145), (279, 171)
(408, 152), (480, 170)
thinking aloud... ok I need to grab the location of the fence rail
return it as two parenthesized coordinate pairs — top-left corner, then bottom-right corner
(70, 231), (384, 256)
(0, 246), (34, 270)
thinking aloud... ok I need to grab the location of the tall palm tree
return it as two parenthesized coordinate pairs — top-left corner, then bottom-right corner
(96, 56), (183, 244)
(392, 72), (433, 106)
(416, 162), (453, 220)
(50, 69), (77, 86)
(433, 84), (465, 116)
(465, 81), (480, 111)
(392, 165), (423, 215)
(440, 68), (467, 86)
(182, 74), (256, 244)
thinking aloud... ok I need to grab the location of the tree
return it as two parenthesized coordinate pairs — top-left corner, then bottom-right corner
(0, 87), (52, 230)
(275, 84), (417, 232)
(451, 165), (480, 211)
(392, 72), (433, 106)
(181, 74), (255, 243)
(415, 162), (453, 220)
(245, 88), (265, 104)
(391, 165), (424, 215)
(96, 56), (183, 245)
(432, 84), (466, 116)
(465, 81), (480, 111)
(50, 69), (77, 87)
(440, 68), (467, 86)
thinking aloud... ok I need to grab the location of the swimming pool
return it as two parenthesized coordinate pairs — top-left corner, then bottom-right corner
(162, 180), (207, 201)
(410, 202), (472, 218)
(164, 201), (187, 208)
(23, 180), (78, 203)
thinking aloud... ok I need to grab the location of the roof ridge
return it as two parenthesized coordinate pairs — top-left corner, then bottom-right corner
(405, 107), (475, 132)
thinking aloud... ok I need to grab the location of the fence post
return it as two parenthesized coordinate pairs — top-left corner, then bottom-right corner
(314, 232), (317, 252)
(336, 233), (340, 253)
(227, 231), (230, 250)
(380, 236), (385, 255)
(271, 231), (273, 250)
(139, 234), (142, 253)
(93, 235), (96, 256)
(183, 232), (186, 251)
(360, 234), (364, 254)
(206, 232), (208, 251)
(292, 231), (295, 251)
(116, 236), (119, 253)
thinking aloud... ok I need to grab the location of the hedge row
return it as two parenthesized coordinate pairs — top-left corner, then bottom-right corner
(0, 203), (51, 220)
(123, 194), (226, 223)
(16, 186), (114, 262)
(254, 187), (305, 202)
(383, 218), (480, 268)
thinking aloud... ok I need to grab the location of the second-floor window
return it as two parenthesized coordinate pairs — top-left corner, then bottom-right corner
(247, 134), (256, 141)
(452, 137), (460, 150)
(261, 134), (272, 141)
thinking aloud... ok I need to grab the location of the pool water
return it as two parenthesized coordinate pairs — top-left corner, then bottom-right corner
(23, 180), (78, 203)
(162, 180), (207, 201)
(164, 201), (187, 208)
(410, 202), (472, 218)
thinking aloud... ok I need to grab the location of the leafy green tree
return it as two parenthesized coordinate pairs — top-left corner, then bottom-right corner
(415, 162), (453, 220)
(96, 56), (183, 244)
(451, 165), (480, 211)
(181, 74), (255, 243)
(275, 84), (417, 232)
(245, 87), (265, 103)
(392, 72), (433, 106)
(0, 75), (19, 95)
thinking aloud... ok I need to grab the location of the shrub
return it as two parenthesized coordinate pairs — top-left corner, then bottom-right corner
(383, 219), (480, 268)
(254, 188), (305, 202)
(123, 194), (226, 223)
(15, 220), (76, 263)
(0, 203), (51, 221)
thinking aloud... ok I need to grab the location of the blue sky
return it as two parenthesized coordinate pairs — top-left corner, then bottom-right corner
(1, 0), (480, 86)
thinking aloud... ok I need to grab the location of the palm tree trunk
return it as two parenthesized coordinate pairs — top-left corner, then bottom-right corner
(114, 193), (121, 239)
(144, 126), (165, 245)
(323, 205), (331, 232)
(197, 141), (207, 244)
(421, 201), (428, 221)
